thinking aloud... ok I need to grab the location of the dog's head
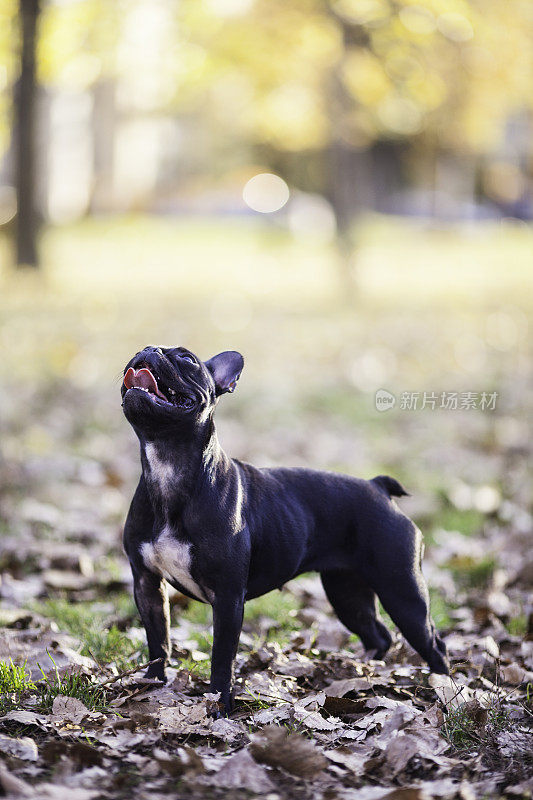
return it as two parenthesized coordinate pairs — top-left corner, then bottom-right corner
(121, 346), (243, 437)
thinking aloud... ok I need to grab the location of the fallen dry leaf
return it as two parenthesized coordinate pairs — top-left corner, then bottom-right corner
(500, 662), (533, 685)
(1, 710), (49, 728)
(0, 733), (38, 761)
(0, 763), (33, 797)
(251, 724), (328, 778)
(326, 676), (374, 696)
(428, 674), (474, 710)
(1, 326), (532, 800)
(51, 695), (89, 725)
(213, 748), (275, 793)
(293, 706), (342, 730)
(153, 745), (205, 777)
(384, 733), (420, 776)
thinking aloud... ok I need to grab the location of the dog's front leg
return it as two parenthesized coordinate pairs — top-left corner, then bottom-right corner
(132, 567), (170, 682)
(209, 593), (245, 717)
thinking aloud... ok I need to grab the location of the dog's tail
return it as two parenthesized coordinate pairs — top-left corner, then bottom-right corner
(371, 475), (410, 498)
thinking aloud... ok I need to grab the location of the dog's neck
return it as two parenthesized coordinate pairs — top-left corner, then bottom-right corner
(139, 418), (226, 519)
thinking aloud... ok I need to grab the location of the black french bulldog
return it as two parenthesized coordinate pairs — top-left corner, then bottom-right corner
(121, 346), (449, 716)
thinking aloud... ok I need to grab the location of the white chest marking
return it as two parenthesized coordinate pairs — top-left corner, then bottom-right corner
(141, 527), (207, 601)
(144, 443), (176, 494)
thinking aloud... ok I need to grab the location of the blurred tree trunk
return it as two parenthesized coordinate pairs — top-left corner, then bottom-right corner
(90, 78), (116, 213)
(326, 16), (372, 300)
(14, 0), (41, 268)
(328, 139), (357, 297)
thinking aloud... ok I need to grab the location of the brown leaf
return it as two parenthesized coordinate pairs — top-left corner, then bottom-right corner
(428, 674), (474, 710)
(275, 652), (315, 677)
(158, 702), (210, 734)
(326, 677), (375, 696)
(154, 745), (205, 777)
(324, 695), (368, 716)
(501, 663), (533, 685)
(294, 706), (342, 731)
(0, 763), (33, 797)
(215, 748), (275, 793)
(41, 740), (103, 767)
(1, 710), (49, 728)
(251, 704), (291, 725)
(463, 699), (488, 729)
(0, 733), (38, 761)
(51, 695), (89, 724)
(325, 745), (375, 775)
(0, 629), (97, 680)
(384, 734), (420, 776)
(251, 724), (327, 778)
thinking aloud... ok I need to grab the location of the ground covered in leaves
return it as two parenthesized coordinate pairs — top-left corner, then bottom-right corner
(0, 218), (532, 799)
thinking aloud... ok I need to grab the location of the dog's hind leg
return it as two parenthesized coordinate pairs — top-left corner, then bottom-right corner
(320, 570), (392, 658)
(365, 519), (449, 674)
(372, 572), (449, 674)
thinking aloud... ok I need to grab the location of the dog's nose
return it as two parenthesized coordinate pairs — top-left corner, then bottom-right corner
(133, 350), (163, 376)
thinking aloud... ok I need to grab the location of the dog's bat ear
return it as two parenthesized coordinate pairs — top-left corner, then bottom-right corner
(205, 351), (244, 396)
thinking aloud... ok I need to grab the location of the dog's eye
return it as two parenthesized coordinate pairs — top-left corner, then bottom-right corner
(180, 355), (195, 364)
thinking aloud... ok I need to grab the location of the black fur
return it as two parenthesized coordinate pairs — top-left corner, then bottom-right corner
(121, 346), (449, 716)
(371, 475), (411, 497)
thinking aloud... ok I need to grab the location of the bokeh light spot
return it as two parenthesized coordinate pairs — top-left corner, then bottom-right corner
(0, 185), (16, 225)
(399, 6), (436, 35)
(437, 12), (474, 42)
(243, 173), (290, 214)
(377, 97), (423, 135)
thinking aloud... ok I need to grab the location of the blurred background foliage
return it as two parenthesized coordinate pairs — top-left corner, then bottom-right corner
(1, 0), (533, 231)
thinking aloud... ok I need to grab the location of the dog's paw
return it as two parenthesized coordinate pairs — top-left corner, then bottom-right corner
(205, 691), (232, 719)
(143, 668), (167, 684)
(206, 703), (225, 720)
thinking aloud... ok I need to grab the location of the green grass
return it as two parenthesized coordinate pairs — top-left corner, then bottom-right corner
(428, 589), (454, 629)
(34, 598), (147, 671)
(505, 615), (528, 637)
(17, 215), (531, 310)
(435, 507), (485, 537)
(244, 590), (301, 626)
(0, 660), (36, 714)
(447, 554), (496, 589)
(34, 589), (301, 677)
(0, 660), (35, 695)
(36, 660), (108, 712)
(179, 580), (451, 655)
(177, 657), (211, 681)
(179, 601), (212, 626)
(0, 656), (108, 714)
(442, 700), (511, 752)
(179, 589), (301, 649)
(243, 590), (302, 648)
(180, 589), (300, 626)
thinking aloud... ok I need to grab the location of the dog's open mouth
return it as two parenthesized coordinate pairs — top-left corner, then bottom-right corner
(123, 368), (195, 409)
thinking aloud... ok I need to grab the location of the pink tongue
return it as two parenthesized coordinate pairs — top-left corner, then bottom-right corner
(124, 367), (159, 394)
